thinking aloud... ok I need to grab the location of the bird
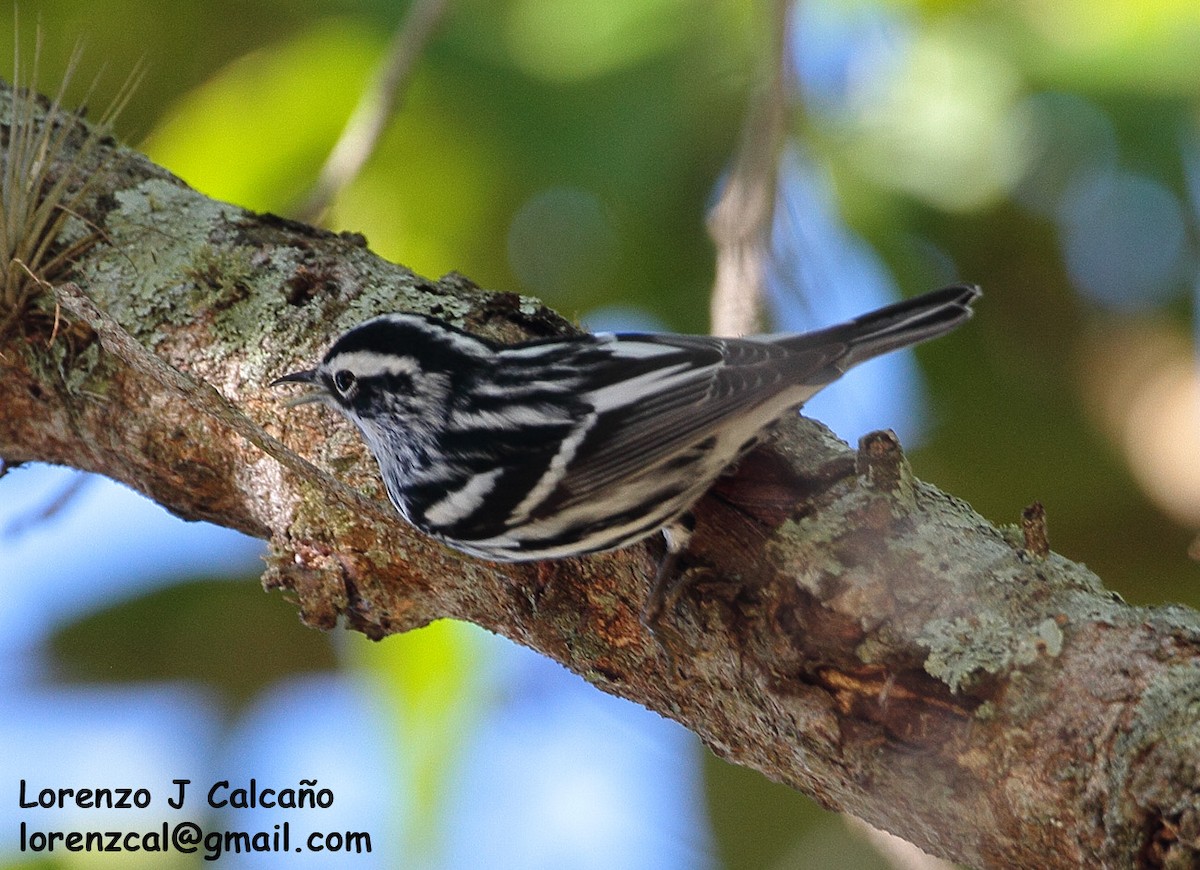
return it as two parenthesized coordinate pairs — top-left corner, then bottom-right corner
(273, 282), (980, 628)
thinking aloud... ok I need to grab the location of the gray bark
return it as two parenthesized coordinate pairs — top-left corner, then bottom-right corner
(1, 82), (1197, 869)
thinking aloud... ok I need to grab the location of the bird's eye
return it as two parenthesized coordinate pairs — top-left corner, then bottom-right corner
(332, 369), (357, 395)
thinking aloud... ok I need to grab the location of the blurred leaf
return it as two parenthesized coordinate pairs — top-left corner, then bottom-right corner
(704, 751), (890, 870)
(331, 73), (508, 287)
(348, 619), (484, 864)
(142, 19), (385, 211)
(50, 579), (337, 710)
(1011, 0), (1200, 91)
(501, 0), (690, 83)
(839, 22), (1028, 212)
(0, 857), (61, 870)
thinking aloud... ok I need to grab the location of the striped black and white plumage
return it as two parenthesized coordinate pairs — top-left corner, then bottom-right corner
(273, 283), (980, 622)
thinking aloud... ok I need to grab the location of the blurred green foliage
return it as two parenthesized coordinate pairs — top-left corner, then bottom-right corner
(50, 578), (338, 710)
(6, 0), (1200, 866)
(345, 620), (484, 864)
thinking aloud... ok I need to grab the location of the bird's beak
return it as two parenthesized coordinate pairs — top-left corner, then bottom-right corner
(270, 369), (327, 407)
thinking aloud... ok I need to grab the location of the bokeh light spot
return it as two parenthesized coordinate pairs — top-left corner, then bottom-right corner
(504, 0), (687, 83)
(842, 25), (1029, 211)
(507, 187), (620, 307)
(1011, 92), (1119, 216)
(1058, 170), (1188, 309)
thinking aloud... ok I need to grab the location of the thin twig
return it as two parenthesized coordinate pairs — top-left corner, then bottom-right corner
(3, 471), (92, 538)
(710, 5), (960, 867)
(294, 0), (452, 224)
(706, 0), (790, 337)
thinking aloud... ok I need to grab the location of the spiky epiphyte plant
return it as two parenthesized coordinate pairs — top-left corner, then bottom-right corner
(0, 29), (140, 339)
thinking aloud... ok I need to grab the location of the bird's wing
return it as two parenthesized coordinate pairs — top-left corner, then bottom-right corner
(522, 333), (841, 516)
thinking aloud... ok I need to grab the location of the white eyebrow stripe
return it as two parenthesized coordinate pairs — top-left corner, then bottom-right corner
(326, 351), (419, 379)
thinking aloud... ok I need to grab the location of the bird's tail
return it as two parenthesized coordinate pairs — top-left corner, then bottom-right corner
(776, 283), (981, 377)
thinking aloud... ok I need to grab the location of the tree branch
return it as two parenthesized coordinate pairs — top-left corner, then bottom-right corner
(1, 81), (1196, 869)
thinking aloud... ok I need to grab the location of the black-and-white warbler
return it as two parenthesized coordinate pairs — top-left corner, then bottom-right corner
(273, 283), (979, 625)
